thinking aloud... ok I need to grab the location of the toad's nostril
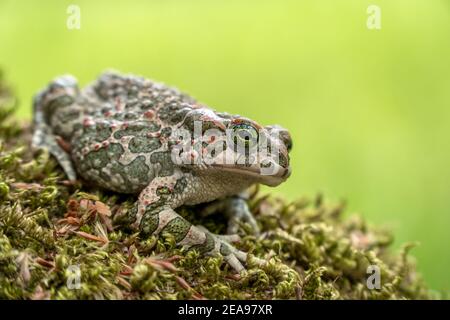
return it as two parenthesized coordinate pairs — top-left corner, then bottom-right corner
(279, 131), (292, 152)
(277, 151), (289, 168)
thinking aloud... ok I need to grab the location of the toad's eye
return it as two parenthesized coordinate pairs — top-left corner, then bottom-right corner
(230, 123), (259, 149)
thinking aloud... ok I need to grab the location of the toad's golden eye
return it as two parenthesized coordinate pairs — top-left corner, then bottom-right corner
(230, 123), (259, 149)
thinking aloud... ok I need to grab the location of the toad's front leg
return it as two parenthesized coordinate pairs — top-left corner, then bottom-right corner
(129, 171), (253, 273)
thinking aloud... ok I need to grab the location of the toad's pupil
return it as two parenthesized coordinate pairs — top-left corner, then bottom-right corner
(238, 130), (250, 139)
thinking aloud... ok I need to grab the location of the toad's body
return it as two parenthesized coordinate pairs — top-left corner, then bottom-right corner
(32, 71), (292, 271)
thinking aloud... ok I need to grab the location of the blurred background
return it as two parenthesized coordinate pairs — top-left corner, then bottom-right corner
(0, 0), (449, 291)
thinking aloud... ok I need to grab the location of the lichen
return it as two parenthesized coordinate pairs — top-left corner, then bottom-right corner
(0, 72), (436, 300)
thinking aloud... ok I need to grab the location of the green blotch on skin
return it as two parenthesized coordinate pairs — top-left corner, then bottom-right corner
(129, 137), (161, 153)
(94, 123), (113, 142)
(156, 186), (172, 196)
(150, 151), (174, 177)
(158, 103), (180, 121)
(84, 143), (124, 169)
(107, 155), (151, 192)
(140, 211), (160, 236)
(107, 143), (125, 159)
(174, 177), (188, 194)
(85, 149), (109, 169)
(125, 156), (150, 180)
(161, 217), (191, 243)
(169, 108), (189, 124)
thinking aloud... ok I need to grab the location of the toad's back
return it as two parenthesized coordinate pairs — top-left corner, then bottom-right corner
(33, 72), (200, 193)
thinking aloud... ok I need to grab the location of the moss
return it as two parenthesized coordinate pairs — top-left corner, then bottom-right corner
(0, 72), (439, 300)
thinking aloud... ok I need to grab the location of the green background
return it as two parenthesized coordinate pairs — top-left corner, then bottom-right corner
(1, 0), (449, 292)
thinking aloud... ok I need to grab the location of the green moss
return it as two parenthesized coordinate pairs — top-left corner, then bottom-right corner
(0, 73), (438, 300)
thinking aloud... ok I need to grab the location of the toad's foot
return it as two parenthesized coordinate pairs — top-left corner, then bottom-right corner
(190, 226), (249, 273)
(200, 196), (260, 235)
(193, 225), (266, 272)
(131, 174), (262, 273)
(195, 225), (241, 243)
(139, 206), (255, 273)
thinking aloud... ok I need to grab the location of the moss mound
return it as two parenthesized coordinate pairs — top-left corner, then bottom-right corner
(0, 73), (434, 299)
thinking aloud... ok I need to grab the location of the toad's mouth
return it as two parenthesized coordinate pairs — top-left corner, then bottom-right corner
(210, 162), (291, 187)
